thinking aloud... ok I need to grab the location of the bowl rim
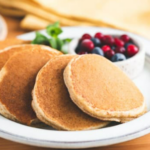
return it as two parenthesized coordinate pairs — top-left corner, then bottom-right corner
(68, 33), (145, 64)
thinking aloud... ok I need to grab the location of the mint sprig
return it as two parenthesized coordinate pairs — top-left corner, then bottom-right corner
(31, 32), (49, 45)
(31, 22), (71, 53)
(46, 22), (62, 38)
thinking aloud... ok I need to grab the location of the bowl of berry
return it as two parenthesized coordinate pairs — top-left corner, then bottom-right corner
(69, 32), (145, 79)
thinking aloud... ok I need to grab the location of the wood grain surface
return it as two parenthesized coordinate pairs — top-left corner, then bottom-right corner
(0, 16), (150, 150)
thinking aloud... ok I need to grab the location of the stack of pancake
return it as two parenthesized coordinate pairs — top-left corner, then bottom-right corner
(0, 39), (146, 131)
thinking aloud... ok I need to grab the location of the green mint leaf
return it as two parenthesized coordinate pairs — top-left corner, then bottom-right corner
(63, 38), (72, 43)
(49, 38), (57, 49)
(56, 38), (63, 50)
(31, 32), (49, 45)
(46, 22), (62, 38)
(49, 37), (67, 52)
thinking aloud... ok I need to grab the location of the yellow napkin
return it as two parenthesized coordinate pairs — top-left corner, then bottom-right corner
(20, 15), (51, 30)
(1, 0), (150, 39)
(33, 0), (150, 39)
(0, 0), (95, 26)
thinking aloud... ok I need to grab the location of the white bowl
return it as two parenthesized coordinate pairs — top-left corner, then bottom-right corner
(69, 34), (145, 79)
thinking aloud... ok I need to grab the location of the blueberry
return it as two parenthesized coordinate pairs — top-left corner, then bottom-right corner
(124, 43), (132, 49)
(91, 37), (101, 47)
(92, 47), (104, 56)
(111, 53), (126, 62)
(111, 46), (116, 50)
(75, 44), (81, 53)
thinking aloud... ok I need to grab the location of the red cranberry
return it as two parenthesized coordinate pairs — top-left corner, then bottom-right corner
(81, 39), (94, 52)
(105, 50), (115, 59)
(115, 47), (126, 54)
(102, 35), (114, 46)
(114, 38), (124, 47)
(127, 44), (139, 57)
(81, 33), (92, 41)
(102, 45), (111, 53)
(120, 34), (130, 43)
(94, 32), (104, 40)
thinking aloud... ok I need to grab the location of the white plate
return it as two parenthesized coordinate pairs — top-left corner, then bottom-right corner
(0, 15), (7, 40)
(0, 27), (150, 149)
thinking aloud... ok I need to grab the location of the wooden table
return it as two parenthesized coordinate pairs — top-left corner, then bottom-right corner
(1, 16), (150, 150)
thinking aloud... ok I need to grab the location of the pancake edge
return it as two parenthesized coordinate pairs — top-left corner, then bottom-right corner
(96, 105), (147, 123)
(63, 55), (147, 122)
(0, 68), (38, 126)
(0, 94), (38, 125)
(0, 44), (62, 55)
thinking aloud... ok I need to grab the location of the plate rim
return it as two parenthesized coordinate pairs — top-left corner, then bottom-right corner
(0, 15), (7, 40)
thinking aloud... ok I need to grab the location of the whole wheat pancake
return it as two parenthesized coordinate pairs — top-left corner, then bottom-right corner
(0, 44), (62, 70)
(0, 48), (60, 125)
(64, 54), (146, 122)
(32, 55), (109, 130)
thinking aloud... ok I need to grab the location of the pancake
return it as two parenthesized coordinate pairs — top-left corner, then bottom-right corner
(64, 54), (146, 122)
(0, 48), (60, 125)
(32, 55), (109, 130)
(0, 38), (30, 50)
(0, 44), (62, 70)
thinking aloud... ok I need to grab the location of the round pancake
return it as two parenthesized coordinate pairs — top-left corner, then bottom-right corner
(0, 44), (62, 70)
(64, 54), (146, 122)
(32, 55), (109, 130)
(0, 48), (60, 125)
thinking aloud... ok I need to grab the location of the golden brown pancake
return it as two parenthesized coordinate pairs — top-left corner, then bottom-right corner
(0, 38), (30, 50)
(0, 44), (62, 70)
(64, 54), (146, 122)
(32, 55), (109, 130)
(0, 48), (60, 125)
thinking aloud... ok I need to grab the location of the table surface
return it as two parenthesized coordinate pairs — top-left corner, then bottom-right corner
(1, 16), (150, 150)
